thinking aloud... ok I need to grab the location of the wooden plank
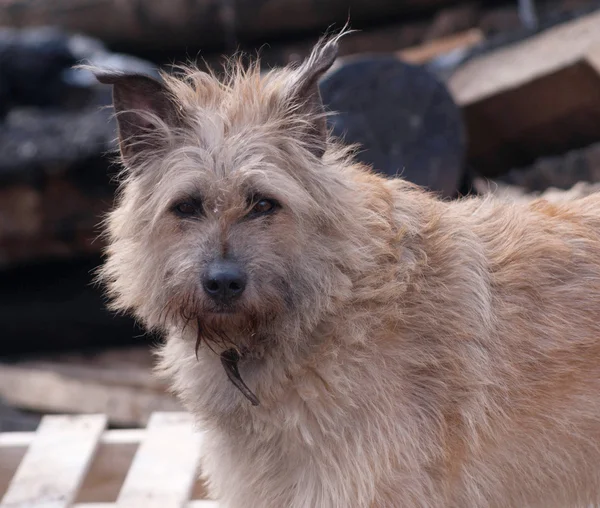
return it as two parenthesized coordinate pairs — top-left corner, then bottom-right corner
(0, 429), (146, 449)
(0, 364), (182, 427)
(0, 414), (106, 508)
(397, 28), (484, 64)
(115, 412), (202, 508)
(447, 10), (600, 176)
(15, 347), (164, 391)
(449, 11), (600, 105)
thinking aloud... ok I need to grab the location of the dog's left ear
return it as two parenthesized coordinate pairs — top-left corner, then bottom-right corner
(291, 38), (339, 158)
(93, 71), (184, 168)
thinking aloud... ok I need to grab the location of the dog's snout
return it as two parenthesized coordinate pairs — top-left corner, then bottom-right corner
(202, 260), (247, 303)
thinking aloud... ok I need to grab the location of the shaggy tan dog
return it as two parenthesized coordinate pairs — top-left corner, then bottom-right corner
(95, 35), (600, 508)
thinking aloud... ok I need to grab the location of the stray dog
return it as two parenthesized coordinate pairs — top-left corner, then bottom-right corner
(95, 34), (600, 507)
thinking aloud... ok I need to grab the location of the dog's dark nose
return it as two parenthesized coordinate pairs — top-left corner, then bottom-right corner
(202, 260), (247, 303)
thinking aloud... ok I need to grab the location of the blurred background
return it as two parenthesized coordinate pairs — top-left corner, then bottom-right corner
(1, 0), (600, 432)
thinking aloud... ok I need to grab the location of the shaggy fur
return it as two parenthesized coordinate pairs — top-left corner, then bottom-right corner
(96, 35), (600, 508)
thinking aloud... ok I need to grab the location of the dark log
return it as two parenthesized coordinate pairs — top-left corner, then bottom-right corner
(192, 3), (484, 71)
(0, 26), (159, 114)
(0, 0), (461, 53)
(320, 55), (466, 198)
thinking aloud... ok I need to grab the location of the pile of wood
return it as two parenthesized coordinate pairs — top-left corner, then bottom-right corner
(2, 0), (600, 430)
(448, 7), (600, 176)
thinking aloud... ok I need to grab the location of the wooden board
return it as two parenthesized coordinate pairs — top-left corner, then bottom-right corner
(115, 413), (202, 508)
(398, 29), (484, 64)
(0, 358), (183, 427)
(448, 9), (600, 176)
(0, 412), (212, 507)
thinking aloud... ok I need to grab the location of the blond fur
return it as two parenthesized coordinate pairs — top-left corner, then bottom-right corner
(98, 36), (600, 508)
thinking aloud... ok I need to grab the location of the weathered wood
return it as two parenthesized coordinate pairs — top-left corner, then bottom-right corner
(0, 0), (460, 52)
(448, 9), (600, 176)
(74, 440), (139, 504)
(0, 445), (25, 504)
(115, 413), (202, 508)
(0, 414), (106, 508)
(15, 347), (163, 391)
(0, 363), (182, 427)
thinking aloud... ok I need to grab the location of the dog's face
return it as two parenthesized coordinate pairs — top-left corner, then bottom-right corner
(97, 38), (358, 356)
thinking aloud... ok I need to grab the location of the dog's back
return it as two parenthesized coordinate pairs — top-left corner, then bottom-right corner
(384, 187), (600, 507)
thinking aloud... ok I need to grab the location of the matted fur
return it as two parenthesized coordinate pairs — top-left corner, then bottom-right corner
(97, 35), (600, 508)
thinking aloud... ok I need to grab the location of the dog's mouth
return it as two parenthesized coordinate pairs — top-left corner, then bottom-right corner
(206, 302), (240, 315)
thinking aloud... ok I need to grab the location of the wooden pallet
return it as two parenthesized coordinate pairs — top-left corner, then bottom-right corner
(0, 412), (216, 507)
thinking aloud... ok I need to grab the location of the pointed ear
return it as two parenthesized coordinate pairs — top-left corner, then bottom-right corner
(94, 72), (183, 166)
(291, 38), (339, 158)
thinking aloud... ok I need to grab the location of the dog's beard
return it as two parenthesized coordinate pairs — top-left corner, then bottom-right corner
(194, 314), (261, 358)
(157, 288), (284, 404)
(193, 309), (271, 408)
(155, 277), (309, 406)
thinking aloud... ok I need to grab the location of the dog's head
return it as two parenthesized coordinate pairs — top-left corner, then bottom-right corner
(96, 34), (368, 357)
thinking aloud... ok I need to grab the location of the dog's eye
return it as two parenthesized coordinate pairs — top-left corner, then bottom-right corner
(249, 198), (279, 218)
(174, 201), (199, 217)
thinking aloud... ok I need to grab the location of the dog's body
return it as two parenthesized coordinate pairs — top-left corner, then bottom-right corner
(96, 36), (600, 508)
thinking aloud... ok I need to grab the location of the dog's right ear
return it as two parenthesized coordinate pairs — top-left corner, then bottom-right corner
(94, 72), (184, 166)
(289, 38), (339, 158)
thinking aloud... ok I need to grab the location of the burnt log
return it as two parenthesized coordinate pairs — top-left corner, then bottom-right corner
(0, 107), (117, 267)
